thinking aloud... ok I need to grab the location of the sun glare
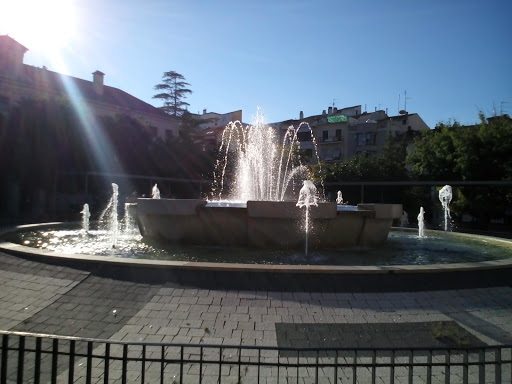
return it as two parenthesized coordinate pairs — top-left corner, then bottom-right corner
(1, 0), (78, 54)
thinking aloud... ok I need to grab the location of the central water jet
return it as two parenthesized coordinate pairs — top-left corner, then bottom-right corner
(211, 111), (313, 202)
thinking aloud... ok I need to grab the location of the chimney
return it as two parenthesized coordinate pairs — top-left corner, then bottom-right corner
(203, 108), (207, 114)
(299, 111), (304, 120)
(92, 70), (104, 95)
(328, 106), (333, 115)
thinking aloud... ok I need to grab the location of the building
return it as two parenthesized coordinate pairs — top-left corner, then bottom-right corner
(0, 35), (178, 140)
(195, 108), (242, 131)
(193, 109), (243, 150)
(274, 105), (429, 163)
(346, 109), (429, 159)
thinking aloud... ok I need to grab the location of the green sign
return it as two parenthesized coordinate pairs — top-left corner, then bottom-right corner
(327, 114), (348, 123)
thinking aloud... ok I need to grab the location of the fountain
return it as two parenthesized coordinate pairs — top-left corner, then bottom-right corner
(151, 184), (161, 199)
(1, 180), (512, 291)
(439, 185), (452, 231)
(122, 201), (138, 236)
(98, 183), (119, 248)
(136, 115), (402, 249)
(418, 207), (426, 238)
(296, 180), (318, 256)
(80, 203), (91, 233)
(336, 190), (344, 205)
(1, 115), (511, 291)
(211, 111), (310, 202)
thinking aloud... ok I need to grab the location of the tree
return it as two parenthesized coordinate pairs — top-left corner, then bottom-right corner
(406, 122), (460, 180)
(406, 114), (512, 226)
(407, 115), (512, 182)
(153, 71), (192, 117)
(318, 135), (408, 184)
(308, 136), (411, 204)
(476, 113), (512, 181)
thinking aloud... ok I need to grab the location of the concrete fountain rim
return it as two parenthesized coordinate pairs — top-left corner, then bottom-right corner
(1, 222), (512, 276)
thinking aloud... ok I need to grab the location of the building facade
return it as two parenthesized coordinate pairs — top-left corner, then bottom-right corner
(193, 109), (243, 149)
(0, 35), (178, 140)
(275, 105), (429, 163)
(195, 108), (242, 131)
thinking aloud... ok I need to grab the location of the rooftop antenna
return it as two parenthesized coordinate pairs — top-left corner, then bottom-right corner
(404, 90), (411, 112)
(500, 101), (510, 115)
(332, 98), (338, 108)
(399, 90), (410, 115)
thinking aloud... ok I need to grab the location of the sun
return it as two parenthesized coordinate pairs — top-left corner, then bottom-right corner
(0, 0), (78, 54)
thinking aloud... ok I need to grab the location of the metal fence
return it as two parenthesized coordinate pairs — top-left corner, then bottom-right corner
(1, 331), (511, 384)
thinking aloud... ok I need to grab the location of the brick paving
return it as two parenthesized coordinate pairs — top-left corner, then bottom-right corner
(0, 250), (511, 383)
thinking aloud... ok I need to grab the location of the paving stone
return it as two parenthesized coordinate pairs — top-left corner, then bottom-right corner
(1, 250), (512, 383)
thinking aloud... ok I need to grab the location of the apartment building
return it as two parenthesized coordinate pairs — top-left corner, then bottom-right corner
(0, 35), (178, 140)
(275, 105), (429, 163)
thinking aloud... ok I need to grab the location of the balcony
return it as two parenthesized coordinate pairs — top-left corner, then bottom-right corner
(318, 136), (342, 144)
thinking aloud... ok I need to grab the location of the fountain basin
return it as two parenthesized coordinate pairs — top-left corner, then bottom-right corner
(1, 223), (512, 292)
(135, 199), (403, 249)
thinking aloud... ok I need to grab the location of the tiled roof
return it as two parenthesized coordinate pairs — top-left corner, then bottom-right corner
(0, 35), (28, 51)
(15, 64), (170, 119)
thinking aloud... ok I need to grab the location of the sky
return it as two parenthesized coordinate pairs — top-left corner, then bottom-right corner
(2, 0), (512, 129)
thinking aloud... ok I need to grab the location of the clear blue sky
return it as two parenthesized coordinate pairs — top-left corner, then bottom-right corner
(2, 0), (512, 128)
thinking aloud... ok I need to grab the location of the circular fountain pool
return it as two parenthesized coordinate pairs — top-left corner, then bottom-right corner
(3, 223), (512, 266)
(2, 222), (512, 292)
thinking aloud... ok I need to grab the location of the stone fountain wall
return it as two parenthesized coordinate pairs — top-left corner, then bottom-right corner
(135, 199), (402, 250)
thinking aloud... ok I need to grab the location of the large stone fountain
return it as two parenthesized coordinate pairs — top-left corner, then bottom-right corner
(136, 199), (402, 249)
(135, 115), (402, 250)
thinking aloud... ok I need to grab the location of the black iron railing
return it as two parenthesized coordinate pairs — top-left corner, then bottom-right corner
(1, 330), (511, 384)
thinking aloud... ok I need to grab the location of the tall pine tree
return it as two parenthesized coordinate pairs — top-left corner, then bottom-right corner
(153, 71), (192, 117)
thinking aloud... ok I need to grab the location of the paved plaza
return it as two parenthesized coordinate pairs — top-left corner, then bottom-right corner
(1, 250), (511, 383)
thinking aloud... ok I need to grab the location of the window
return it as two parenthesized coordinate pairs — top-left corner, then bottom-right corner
(366, 132), (376, 145)
(356, 132), (376, 146)
(322, 130), (328, 141)
(297, 131), (311, 141)
(356, 133), (365, 147)
(335, 129), (341, 141)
